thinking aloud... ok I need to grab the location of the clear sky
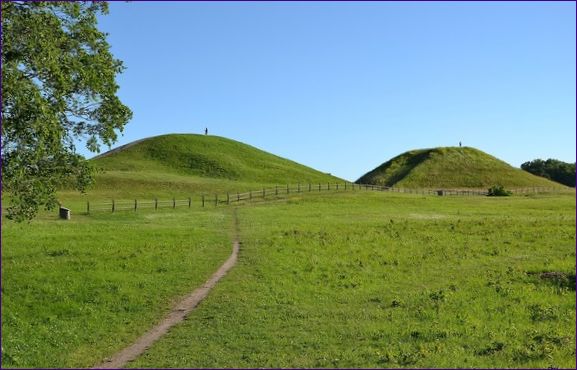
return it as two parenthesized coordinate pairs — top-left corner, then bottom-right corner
(85, 1), (576, 181)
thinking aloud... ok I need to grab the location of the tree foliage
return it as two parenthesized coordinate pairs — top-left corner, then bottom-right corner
(521, 159), (576, 188)
(2, 1), (132, 221)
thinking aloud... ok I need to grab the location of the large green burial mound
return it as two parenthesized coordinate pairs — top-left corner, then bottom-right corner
(90, 134), (342, 189)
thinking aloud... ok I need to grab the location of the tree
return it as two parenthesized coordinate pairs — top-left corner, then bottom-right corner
(521, 158), (576, 187)
(2, 1), (132, 221)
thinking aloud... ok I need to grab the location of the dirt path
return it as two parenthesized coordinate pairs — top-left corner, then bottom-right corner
(93, 210), (241, 369)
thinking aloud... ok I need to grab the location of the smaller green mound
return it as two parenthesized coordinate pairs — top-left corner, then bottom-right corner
(357, 147), (565, 189)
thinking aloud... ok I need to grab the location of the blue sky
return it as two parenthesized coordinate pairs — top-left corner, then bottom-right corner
(87, 1), (576, 181)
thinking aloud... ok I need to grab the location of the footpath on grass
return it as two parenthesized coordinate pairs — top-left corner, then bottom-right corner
(93, 210), (241, 369)
(88, 186), (567, 367)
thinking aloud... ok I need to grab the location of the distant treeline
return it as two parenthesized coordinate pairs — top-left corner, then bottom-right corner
(521, 159), (575, 187)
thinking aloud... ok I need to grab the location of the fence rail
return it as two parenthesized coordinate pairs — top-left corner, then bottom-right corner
(79, 183), (564, 215)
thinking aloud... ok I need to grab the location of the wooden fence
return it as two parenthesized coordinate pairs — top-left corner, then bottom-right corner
(82, 183), (563, 214)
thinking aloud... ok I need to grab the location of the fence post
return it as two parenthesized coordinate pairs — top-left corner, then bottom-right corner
(263, 188), (266, 198)
(249, 191), (252, 200)
(287, 184), (289, 194)
(336, 183), (339, 191)
(298, 183), (300, 192)
(308, 183), (311, 192)
(237, 192), (240, 202)
(344, 182), (347, 190)
(155, 198), (158, 210)
(215, 194), (218, 207)
(328, 183), (330, 191)
(173, 198), (176, 209)
(189, 197), (192, 208)
(202, 195), (205, 208)
(87, 201), (90, 215)
(134, 199), (137, 212)
(275, 186), (278, 196)
(112, 200), (115, 213)
(318, 183), (321, 191)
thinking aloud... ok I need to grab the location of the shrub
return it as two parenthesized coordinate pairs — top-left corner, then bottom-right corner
(487, 185), (512, 196)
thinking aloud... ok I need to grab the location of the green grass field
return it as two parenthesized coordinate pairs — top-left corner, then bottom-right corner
(1, 207), (233, 368)
(4, 189), (573, 368)
(128, 192), (575, 368)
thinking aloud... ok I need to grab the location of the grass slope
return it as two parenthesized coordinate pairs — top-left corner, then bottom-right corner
(54, 134), (344, 211)
(87, 134), (341, 196)
(356, 147), (565, 189)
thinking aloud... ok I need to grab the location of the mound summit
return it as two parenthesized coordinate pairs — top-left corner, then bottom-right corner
(356, 146), (564, 189)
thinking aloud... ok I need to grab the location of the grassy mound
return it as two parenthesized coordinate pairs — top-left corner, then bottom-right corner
(73, 134), (342, 200)
(356, 147), (565, 189)
(93, 134), (339, 183)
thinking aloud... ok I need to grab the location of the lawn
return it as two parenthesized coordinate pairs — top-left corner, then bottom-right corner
(1, 207), (233, 368)
(2, 191), (575, 368)
(128, 191), (576, 368)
